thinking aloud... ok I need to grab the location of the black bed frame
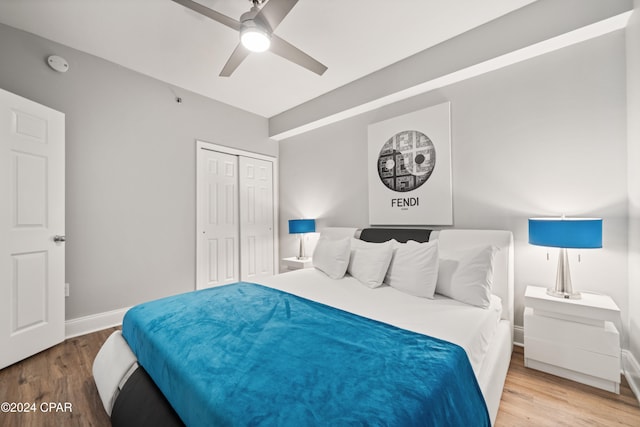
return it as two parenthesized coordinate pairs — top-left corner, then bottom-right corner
(111, 366), (184, 427)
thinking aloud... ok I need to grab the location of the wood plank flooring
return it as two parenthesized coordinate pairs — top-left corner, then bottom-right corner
(496, 347), (640, 427)
(0, 328), (116, 427)
(0, 330), (638, 427)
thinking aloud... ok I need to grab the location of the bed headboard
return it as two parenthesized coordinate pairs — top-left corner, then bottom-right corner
(350, 227), (514, 327)
(359, 228), (431, 243)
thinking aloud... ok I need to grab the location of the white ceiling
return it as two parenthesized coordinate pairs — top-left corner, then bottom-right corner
(0, 0), (537, 118)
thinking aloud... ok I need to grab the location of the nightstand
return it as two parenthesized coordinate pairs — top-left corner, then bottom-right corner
(524, 285), (621, 393)
(282, 257), (313, 271)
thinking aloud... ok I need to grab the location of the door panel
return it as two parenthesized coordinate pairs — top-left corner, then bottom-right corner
(12, 251), (47, 331)
(1, 88), (65, 369)
(13, 152), (48, 226)
(197, 149), (239, 289)
(239, 157), (274, 281)
(224, 237), (236, 281)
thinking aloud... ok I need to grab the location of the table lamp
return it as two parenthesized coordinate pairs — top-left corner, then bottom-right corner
(288, 219), (316, 260)
(528, 217), (602, 299)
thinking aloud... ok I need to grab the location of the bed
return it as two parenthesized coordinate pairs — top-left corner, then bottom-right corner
(93, 228), (514, 426)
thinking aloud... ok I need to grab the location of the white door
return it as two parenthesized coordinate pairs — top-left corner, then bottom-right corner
(197, 149), (239, 289)
(0, 88), (65, 369)
(239, 157), (274, 281)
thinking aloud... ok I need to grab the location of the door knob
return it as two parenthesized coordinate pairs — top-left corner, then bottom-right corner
(53, 235), (66, 243)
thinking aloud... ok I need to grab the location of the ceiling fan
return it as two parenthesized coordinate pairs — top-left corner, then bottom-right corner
(171, 0), (328, 77)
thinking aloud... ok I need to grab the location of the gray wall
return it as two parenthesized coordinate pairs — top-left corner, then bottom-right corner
(0, 23), (277, 319)
(279, 32), (629, 338)
(627, 1), (640, 374)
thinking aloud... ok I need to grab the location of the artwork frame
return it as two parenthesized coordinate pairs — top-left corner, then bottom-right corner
(367, 102), (452, 225)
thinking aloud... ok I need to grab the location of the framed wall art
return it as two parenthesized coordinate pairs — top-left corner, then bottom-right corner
(367, 102), (452, 225)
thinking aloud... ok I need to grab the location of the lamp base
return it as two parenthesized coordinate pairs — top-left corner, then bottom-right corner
(298, 234), (307, 259)
(546, 288), (581, 299)
(547, 247), (581, 300)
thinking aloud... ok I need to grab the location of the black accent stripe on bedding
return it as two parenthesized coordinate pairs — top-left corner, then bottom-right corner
(111, 366), (184, 427)
(359, 227), (432, 243)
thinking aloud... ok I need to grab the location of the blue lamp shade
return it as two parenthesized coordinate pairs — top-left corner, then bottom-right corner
(288, 219), (316, 234)
(528, 218), (602, 249)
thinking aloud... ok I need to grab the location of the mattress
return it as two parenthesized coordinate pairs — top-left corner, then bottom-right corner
(259, 268), (502, 374)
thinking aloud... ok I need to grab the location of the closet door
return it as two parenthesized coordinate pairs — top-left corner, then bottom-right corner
(239, 157), (274, 281)
(197, 149), (239, 289)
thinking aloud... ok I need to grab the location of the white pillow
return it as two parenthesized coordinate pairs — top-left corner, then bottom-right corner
(436, 245), (498, 308)
(347, 239), (394, 288)
(312, 237), (351, 279)
(384, 239), (439, 298)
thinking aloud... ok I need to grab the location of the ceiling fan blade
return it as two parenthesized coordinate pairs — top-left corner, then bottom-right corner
(219, 44), (251, 77)
(171, 0), (241, 32)
(270, 35), (327, 76)
(255, 0), (299, 32)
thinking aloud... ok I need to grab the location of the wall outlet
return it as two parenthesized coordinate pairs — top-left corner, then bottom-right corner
(65, 283), (70, 297)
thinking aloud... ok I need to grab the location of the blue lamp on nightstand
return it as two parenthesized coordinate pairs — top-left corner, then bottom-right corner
(528, 217), (602, 299)
(289, 219), (316, 260)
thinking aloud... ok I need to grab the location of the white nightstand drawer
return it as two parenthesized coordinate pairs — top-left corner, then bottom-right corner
(524, 286), (620, 324)
(524, 336), (620, 382)
(282, 257), (313, 270)
(524, 308), (620, 356)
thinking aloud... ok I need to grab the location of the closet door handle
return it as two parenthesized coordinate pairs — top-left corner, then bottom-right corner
(53, 235), (66, 243)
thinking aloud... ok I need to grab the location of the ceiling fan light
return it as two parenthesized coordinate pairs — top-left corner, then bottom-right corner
(240, 22), (271, 53)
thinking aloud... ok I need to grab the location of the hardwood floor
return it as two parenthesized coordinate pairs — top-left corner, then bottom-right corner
(496, 347), (640, 427)
(0, 331), (638, 427)
(0, 328), (116, 427)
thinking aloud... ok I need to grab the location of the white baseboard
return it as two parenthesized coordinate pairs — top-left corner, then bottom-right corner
(513, 325), (524, 347)
(65, 307), (129, 339)
(623, 349), (640, 405)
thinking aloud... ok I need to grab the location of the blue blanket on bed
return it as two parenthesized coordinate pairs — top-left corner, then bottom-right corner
(122, 283), (490, 427)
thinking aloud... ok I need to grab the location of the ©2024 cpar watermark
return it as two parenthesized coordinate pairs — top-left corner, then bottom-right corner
(1, 401), (73, 413)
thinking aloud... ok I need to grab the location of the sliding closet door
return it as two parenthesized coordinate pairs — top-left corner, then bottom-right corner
(197, 149), (239, 289)
(239, 157), (274, 281)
